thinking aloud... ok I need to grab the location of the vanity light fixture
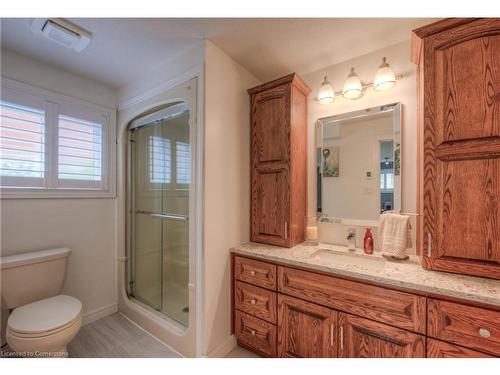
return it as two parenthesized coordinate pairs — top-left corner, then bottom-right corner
(342, 67), (363, 99)
(317, 76), (335, 104)
(373, 57), (396, 91)
(317, 57), (402, 105)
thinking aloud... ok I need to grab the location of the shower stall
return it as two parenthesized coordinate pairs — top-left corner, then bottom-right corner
(119, 77), (199, 356)
(127, 102), (191, 327)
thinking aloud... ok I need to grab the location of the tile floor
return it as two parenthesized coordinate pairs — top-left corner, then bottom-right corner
(68, 313), (259, 358)
(2, 312), (259, 358)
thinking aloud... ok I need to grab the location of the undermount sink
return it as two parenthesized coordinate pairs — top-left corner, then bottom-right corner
(307, 248), (385, 268)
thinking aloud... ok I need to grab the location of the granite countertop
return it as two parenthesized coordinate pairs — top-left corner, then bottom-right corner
(231, 242), (500, 307)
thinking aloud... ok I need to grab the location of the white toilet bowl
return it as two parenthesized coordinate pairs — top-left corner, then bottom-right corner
(1, 248), (83, 357)
(6, 295), (82, 357)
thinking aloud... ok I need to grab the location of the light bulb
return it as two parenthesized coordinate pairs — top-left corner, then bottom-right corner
(342, 67), (362, 99)
(317, 76), (335, 104)
(374, 57), (396, 91)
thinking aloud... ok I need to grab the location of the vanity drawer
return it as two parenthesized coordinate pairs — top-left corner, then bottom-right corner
(426, 339), (494, 358)
(235, 310), (277, 357)
(278, 266), (426, 334)
(234, 256), (277, 290)
(235, 281), (277, 323)
(427, 299), (500, 356)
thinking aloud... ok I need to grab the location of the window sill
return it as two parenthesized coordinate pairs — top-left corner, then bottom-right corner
(0, 188), (116, 199)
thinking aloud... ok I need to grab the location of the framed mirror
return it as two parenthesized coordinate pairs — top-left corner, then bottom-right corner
(316, 103), (402, 225)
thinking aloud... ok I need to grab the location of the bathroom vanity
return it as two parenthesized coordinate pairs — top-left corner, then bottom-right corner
(230, 243), (500, 358)
(236, 17), (500, 358)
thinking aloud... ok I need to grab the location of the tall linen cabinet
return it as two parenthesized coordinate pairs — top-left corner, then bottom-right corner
(248, 74), (311, 248)
(412, 18), (500, 279)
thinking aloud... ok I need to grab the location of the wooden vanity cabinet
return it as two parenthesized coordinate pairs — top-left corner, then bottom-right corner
(232, 254), (500, 358)
(427, 339), (494, 358)
(338, 313), (425, 358)
(248, 74), (311, 248)
(412, 18), (500, 279)
(278, 294), (337, 358)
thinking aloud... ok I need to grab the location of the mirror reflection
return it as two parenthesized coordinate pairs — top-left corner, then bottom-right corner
(317, 103), (401, 223)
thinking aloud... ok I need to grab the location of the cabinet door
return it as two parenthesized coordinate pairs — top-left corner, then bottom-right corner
(252, 168), (290, 246)
(278, 294), (337, 358)
(427, 339), (493, 358)
(251, 84), (290, 166)
(419, 19), (500, 279)
(338, 313), (424, 358)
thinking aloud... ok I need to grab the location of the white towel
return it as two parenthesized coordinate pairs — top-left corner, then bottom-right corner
(378, 212), (412, 259)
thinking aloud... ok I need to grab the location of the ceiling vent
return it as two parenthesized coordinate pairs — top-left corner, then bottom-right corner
(30, 18), (91, 52)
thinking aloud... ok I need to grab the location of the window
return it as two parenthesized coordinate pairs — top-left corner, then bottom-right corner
(0, 101), (45, 185)
(386, 173), (394, 189)
(176, 141), (190, 184)
(147, 137), (191, 188)
(380, 171), (394, 191)
(0, 79), (115, 197)
(58, 115), (102, 182)
(149, 136), (171, 184)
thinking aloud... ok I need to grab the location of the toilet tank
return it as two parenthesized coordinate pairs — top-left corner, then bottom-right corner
(1, 248), (71, 309)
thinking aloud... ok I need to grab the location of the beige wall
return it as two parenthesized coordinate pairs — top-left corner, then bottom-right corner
(0, 49), (119, 344)
(203, 40), (261, 355)
(118, 42), (204, 105)
(304, 40), (417, 252)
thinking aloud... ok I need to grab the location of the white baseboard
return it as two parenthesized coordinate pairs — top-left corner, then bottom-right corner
(205, 334), (237, 358)
(82, 303), (118, 325)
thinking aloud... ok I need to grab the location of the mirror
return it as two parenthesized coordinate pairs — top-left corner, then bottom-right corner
(316, 103), (401, 225)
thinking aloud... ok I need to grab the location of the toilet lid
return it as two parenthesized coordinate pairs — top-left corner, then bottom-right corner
(8, 295), (82, 334)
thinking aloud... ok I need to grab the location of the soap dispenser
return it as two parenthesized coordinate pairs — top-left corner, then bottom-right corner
(364, 228), (374, 254)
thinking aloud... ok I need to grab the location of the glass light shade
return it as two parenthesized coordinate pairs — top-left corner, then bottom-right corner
(317, 76), (335, 104)
(342, 67), (362, 99)
(374, 57), (396, 91)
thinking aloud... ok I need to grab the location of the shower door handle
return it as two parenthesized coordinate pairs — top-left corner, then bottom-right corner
(135, 210), (189, 222)
(150, 213), (189, 222)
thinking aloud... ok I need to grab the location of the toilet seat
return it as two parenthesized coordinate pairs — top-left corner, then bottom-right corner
(8, 315), (82, 339)
(8, 294), (82, 336)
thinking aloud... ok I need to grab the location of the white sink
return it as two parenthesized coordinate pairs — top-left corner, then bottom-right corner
(307, 248), (385, 268)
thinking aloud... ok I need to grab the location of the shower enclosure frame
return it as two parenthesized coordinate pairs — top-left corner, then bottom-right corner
(116, 67), (204, 357)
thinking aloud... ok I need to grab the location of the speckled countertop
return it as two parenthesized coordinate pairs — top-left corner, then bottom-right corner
(231, 242), (500, 307)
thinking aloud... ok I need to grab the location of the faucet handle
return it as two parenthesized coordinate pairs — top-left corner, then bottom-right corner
(347, 228), (356, 239)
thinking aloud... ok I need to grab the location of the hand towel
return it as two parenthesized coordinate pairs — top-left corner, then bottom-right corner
(378, 212), (412, 259)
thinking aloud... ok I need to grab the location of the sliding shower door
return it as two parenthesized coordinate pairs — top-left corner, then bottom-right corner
(128, 102), (191, 327)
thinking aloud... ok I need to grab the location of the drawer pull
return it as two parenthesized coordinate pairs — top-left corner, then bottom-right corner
(340, 326), (344, 351)
(330, 323), (334, 347)
(250, 299), (256, 305)
(250, 329), (256, 336)
(479, 328), (491, 338)
(427, 232), (432, 257)
(250, 270), (256, 276)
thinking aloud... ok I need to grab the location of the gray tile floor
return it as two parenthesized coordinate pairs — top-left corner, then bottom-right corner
(68, 313), (180, 358)
(69, 313), (260, 358)
(225, 346), (260, 358)
(3, 312), (260, 358)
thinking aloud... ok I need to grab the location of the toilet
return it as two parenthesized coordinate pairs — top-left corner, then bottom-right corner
(1, 248), (82, 357)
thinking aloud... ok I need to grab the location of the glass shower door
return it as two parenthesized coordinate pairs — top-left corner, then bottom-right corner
(128, 103), (190, 327)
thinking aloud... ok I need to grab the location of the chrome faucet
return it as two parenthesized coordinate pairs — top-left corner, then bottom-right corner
(347, 228), (356, 251)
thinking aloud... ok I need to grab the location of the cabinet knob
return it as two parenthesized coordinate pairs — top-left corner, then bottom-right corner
(479, 328), (491, 338)
(250, 329), (256, 336)
(250, 299), (256, 305)
(250, 270), (256, 276)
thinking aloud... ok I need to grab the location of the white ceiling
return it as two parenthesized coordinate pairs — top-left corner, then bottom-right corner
(1, 18), (436, 88)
